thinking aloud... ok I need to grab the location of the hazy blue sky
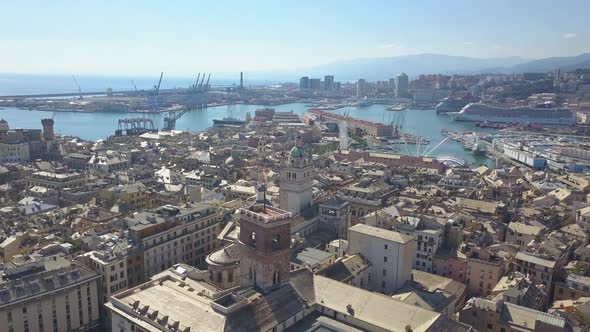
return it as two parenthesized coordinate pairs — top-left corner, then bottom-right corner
(1, 0), (588, 75)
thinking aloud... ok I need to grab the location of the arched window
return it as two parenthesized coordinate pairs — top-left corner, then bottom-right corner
(251, 232), (257, 248)
(272, 234), (280, 250)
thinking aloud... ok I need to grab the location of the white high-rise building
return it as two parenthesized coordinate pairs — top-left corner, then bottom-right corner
(279, 136), (313, 215)
(348, 224), (416, 294)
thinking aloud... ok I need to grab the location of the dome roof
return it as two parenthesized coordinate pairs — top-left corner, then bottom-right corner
(207, 244), (240, 266)
(0, 119), (7, 124)
(224, 155), (235, 166)
(290, 146), (304, 158)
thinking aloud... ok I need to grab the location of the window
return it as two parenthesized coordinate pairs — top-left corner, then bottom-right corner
(251, 232), (257, 247)
(487, 323), (493, 329)
(272, 234), (280, 250)
(382, 269), (387, 276)
(384, 244), (388, 250)
(381, 281), (386, 288)
(384, 256), (388, 263)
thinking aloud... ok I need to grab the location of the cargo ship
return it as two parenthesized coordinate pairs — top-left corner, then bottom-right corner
(435, 95), (480, 114)
(213, 117), (245, 127)
(451, 103), (575, 125)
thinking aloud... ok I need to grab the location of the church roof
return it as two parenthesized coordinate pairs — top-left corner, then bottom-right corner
(290, 146), (304, 158)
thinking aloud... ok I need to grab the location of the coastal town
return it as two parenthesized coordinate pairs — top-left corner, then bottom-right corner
(0, 64), (590, 332)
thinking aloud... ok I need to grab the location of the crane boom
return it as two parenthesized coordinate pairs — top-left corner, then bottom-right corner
(199, 73), (206, 87)
(195, 73), (201, 90)
(72, 75), (82, 99)
(205, 73), (211, 87)
(156, 72), (164, 92)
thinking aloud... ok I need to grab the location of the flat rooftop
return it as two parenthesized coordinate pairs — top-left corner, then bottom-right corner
(349, 224), (414, 244)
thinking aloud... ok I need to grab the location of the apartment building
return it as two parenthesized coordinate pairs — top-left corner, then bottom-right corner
(465, 247), (507, 297)
(513, 251), (557, 288)
(348, 224), (416, 294)
(0, 257), (101, 332)
(505, 222), (544, 249)
(392, 216), (444, 273)
(78, 241), (130, 304)
(26, 171), (89, 191)
(126, 204), (223, 280)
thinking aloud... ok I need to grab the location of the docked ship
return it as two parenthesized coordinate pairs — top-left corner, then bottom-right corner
(212, 117), (245, 126)
(213, 104), (245, 127)
(357, 97), (371, 107)
(451, 103), (576, 125)
(435, 95), (480, 114)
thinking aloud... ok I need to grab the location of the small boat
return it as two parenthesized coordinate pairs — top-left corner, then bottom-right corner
(386, 104), (406, 112)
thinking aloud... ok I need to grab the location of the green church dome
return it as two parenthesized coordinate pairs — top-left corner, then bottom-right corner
(290, 146), (304, 158)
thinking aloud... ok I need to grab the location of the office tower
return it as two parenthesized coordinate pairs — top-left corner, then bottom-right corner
(396, 73), (409, 98)
(299, 76), (310, 89)
(324, 75), (334, 90)
(356, 79), (366, 98)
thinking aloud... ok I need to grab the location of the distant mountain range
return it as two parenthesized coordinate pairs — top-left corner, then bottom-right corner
(299, 53), (590, 81)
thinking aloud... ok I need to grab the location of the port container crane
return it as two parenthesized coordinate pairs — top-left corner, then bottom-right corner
(147, 72), (164, 112)
(72, 75), (83, 100)
(199, 73), (206, 88)
(205, 73), (211, 90)
(194, 73), (201, 91)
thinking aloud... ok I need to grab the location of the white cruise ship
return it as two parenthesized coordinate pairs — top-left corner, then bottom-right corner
(451, 103), (575, 125)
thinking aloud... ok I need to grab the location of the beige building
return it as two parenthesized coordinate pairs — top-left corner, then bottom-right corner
(554, 273), (590, 302)
(26, 171), (88, 191)
(459, 297), (568, 332)
(78, 242), (130, 304)
(99, 183), (153, 211)
(0, 257), (101, 332)
(0, 234), (25, 263)
(106, 267), (472, 332)
(348, 224), (416, 294)
(0, 142), (30, 164)
(505, 222), (544, 249)
(87, 154), (129, 174)
(513, 252), (556, 288)
(337, 178), (396, 220)
(126, 204), (223, 280)
(221, 184), (255, 201)
(465, 247), (506, 296)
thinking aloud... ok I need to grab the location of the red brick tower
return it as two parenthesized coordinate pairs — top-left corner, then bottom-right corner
(237, 203), (292, 291)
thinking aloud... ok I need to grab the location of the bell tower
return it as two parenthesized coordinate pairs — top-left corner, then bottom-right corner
(279, 136), (313, 215)
(238, 203), (292, 291)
